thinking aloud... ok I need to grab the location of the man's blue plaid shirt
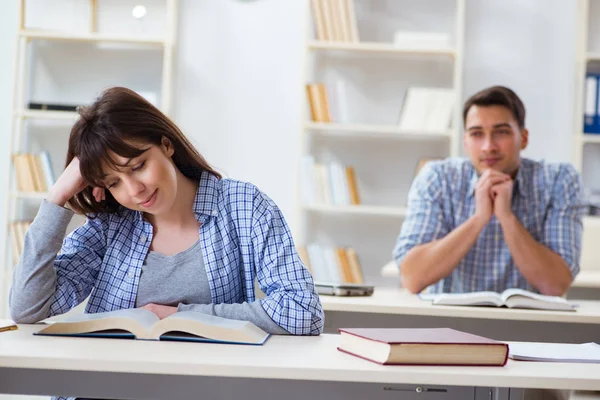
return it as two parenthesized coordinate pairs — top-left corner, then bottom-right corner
(50, 171), (324, 335)
(394, 158), (585, 294)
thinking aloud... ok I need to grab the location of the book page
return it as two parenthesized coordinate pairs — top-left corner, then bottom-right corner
(432, 291), (503, 307)
(150, 312), (269, 344)
(501, 288), (568, 303)
(36, 308), (160, 338)
(59, 308), (160, 329)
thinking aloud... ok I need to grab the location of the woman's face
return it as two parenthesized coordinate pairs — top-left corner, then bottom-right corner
(101, 140), (178, 216)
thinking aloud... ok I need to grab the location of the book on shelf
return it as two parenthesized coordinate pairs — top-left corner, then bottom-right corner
(398, 87), (454, 133)
(337, 327), (509, 366)
(306, 83), (332, 123)
(393, 31), (450, 50)
(35, 308), (270, 345)
(583, 73), (600, 134)
(420, 288), (575, 312)
(303, 243), (364, 284)
(508, 342), (600, 364)
(9, 220), (32, 265)
(12, 152), (55, 193)
(300, 156), (360, 206)
(306, 80), (350, 124)
(28, 102), (79, 112)
(310, 0), (359, 42)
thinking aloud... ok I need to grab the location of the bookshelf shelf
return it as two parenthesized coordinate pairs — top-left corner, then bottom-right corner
(586, 51), (600, 61)
(20, 30), (166, 46)
(10, 192), (48, 200)
(17, 110), (79, 121)
(581, 134), (600, 144)
(307, 40), (455, 58)
(304, 122), (451, 140)
(303, 204), (407, 217)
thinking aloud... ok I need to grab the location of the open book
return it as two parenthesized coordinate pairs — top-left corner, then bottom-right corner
(420, 288), (575, 311)
(35, 309), (270, 345)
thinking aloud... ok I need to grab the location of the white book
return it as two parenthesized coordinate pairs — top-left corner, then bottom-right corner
(315, 163), (333, 204)
(398, 87), (431, 131)
(307, 243), (330, 282)
(509, 342), (600, 363)
(421, 288), (575, 312)
(585, 76), (597, 119)
(329, 162), (349, 205)
(300, 155), (316, 205)
(345, 0), (359, 42)
(393, 31), (450, 50)
(424, 89), (454, 132)
(39, 151), (56, 189)
(333, 79), (349, 123)
(324, 246), (342, 283)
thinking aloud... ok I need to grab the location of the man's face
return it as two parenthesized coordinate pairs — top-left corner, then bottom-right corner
(463, 105), (528, 176)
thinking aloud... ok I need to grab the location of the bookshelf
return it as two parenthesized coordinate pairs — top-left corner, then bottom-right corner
(1, 0), (178, 318)
(574, 0), (600, 282)
(298, 0), (465, 287)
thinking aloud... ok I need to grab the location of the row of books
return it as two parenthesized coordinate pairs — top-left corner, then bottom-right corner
(9, 220), (32, 265)
(310, 0), (359, 43)
(306, 82), (454, 133)
(298, 244), (364, 284)
(13, 151), (56, 193)
(300, 156), (360, 206)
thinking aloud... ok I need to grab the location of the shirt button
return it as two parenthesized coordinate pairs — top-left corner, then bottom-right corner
(212, 210), (218, 216)
(128, 271), (135, 279)
(140, 235), (147, 243)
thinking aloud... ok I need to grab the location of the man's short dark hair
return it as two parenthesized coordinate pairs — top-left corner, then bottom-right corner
(462, 86), (526, 129)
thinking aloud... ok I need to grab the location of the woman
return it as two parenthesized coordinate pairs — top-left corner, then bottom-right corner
(10, 87), (324, 336)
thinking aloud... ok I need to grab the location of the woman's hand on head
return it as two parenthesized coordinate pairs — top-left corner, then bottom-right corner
(46, 157), (103, 207)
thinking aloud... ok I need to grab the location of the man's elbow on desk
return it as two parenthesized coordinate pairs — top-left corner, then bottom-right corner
(399, 262), (427, 294)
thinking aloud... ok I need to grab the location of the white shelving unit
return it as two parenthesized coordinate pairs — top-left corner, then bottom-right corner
(574, 0), (600, 284)
(298, 0), (465, 286)
(1, 0), (178, 318)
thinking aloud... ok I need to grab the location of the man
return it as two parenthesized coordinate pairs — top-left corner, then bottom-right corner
(394, 86), (585, 295)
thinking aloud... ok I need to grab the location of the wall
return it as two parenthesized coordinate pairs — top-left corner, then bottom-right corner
(0, 1), (18, 291)
(0, 0), (579, 265)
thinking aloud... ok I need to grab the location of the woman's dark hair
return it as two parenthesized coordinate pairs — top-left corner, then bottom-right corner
(462, 85), (526, 129)
(66, 86), (221, 215)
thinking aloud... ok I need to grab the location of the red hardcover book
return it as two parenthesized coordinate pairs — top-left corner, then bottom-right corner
(338, 328), (508, 366)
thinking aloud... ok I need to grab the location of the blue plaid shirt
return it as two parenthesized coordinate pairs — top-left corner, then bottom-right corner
(50, 171), (324, 335)
(393, 158), (585, 294)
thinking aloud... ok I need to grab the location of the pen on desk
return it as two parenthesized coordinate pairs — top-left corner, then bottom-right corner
(0, 325), (18, 333)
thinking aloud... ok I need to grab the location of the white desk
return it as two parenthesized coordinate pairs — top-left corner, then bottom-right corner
(1, 324), (600, 400)
(574, 270), (600, 289)
(320, 288), (600, 343)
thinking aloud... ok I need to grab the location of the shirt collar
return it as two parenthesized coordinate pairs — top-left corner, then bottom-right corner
(466, 161), (527, 199)
(193, 170), (221, 217)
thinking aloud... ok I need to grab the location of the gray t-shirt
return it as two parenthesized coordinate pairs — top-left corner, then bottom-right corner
(10, 200), (288, 334)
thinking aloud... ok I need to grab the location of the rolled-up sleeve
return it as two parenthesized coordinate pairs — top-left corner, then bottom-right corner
(393, 162), (450, 268)
(541, 164), (585, 279)
(251, 190), (324, 335)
